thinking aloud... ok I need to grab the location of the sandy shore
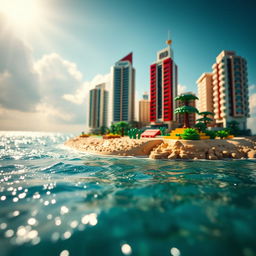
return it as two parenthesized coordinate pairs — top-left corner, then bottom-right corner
(65, 136), (256, 160)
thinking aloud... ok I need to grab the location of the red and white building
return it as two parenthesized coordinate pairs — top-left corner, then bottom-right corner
(197, 50), (249, 130)
(212, 51), (249, 129)
(150, 41), (178, 128)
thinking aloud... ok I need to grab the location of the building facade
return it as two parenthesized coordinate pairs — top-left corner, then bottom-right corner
(212, 51), (249, 129)
(89, 83), (108, 129)
(150, 41), (178, 128)
(111, 53), (135, 123)
(196, 73), (215, 126)
(139, 92), (150, 127)
(197, 73), (214, 113)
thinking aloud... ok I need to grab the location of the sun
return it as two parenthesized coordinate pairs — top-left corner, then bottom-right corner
(0, 0), (44, 31)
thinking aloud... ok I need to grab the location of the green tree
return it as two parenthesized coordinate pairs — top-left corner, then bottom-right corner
(100, 126), (108, 135)
(174, 94), (199, 128)
(227, 120), (240, 136)
(110, 124), (116, 134)
(195, 122), (207, 132)
(115, 121), (129, 137)
(197, 111), (214, 127)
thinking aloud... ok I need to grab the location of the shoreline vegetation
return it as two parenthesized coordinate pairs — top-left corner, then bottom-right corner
(65, 136), (256, 160)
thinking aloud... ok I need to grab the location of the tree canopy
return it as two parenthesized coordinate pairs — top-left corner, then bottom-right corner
(175, 94), (199, 102)
(196, 117), (213, 122)
(199, 111), (214, 116)
(174, 106), (199, 114)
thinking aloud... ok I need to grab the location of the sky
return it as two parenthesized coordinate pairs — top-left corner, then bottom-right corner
(0, 0), (255, 134)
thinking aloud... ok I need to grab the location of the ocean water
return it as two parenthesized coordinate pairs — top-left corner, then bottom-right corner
(0, 132), (256, 256)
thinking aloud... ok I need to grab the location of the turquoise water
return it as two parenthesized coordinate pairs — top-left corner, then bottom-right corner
(0, 132), (256, 256)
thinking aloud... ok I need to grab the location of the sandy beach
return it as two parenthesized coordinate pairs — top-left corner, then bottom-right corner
(65, 136), (256, 160)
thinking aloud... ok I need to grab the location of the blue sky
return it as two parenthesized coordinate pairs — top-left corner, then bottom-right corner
(42, 0), (256, 94)
(0, 0), (255, 132)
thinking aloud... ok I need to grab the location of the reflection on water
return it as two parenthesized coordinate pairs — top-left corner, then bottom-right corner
(0, 132), (256, 256)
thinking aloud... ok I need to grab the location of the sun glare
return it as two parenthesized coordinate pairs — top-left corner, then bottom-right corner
(0, 0), (43, 30)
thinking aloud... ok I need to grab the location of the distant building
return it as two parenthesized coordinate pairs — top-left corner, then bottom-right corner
(150, 40), (178, 128)
(89, 83), (108, 129)
(212, 51), (249, 129)
(197, 73), (214, 113)
(176, 92), (197, 127)
(196, 73), (215, 126)
(139, 92), (150, 127)
(111, 53), (135, 123)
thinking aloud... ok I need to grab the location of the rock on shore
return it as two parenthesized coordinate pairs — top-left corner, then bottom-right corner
(149, 137), (256, 160)
(65, 136), (256, 160)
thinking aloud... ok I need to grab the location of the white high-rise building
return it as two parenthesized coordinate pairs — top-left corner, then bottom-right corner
(111, 53), (135, 123)
(89, 83), (108, 129)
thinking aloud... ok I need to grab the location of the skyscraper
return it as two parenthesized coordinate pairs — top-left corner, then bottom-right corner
(89, 83), (108, 129)
(150, 40), (178, 128)
(211, 51), (249, 129)
(139, 92), (150, 127)
(111, 53), (135, 123)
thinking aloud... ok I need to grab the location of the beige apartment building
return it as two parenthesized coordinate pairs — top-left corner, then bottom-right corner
(139, 92), (150, 127)
(196, 73), (215, 126)
(197, 73), (214, 113)
(197, 50), (249, 129)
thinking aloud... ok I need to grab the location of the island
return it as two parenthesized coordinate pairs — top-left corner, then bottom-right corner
(65, 136), (256, 160)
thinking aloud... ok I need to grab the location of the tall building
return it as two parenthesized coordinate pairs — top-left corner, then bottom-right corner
(176, 92), (197, 127)
(111, 53), (135, 123)
(196, 73), (215, 126)
(212, 51), (249, 129)
(139, 92), (150, 127)
(197, 73), (214, 113)
(150, 40), (178, 128)
(89, 83), (108, 129)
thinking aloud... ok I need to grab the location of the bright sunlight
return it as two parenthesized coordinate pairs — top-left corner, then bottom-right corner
(0, 0), (44, 30)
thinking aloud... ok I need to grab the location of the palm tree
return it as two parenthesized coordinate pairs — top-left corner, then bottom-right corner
(196, 111), (214, 126)
(115, 121), (129, 137)
(174, 94), (199, 128)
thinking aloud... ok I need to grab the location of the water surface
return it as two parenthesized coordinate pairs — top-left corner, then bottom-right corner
(0, 132), (255, 256)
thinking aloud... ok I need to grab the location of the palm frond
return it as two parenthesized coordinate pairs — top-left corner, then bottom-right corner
(174, 106), (199, 114)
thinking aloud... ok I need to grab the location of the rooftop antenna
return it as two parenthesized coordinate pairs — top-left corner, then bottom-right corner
(166, 30), (172, 45)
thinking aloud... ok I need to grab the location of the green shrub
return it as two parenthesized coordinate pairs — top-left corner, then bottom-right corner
(195, 122), (207, 132)
(128, 128), (143, 139)
(216, 130), (229, 139)
(159, 127), (167, 136)
(204, 130), (216, 139)
(181, 128), (200, 140)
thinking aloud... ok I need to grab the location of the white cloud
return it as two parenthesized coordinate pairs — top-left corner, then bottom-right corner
(0, 107), (84, 133)
(34, 53), (86, 124)
(177, 84), (187, 94)
(63, 73), (111, 105)
(247, 90), (256, 134)
(249, 93), (256, 112)
(0, 15), (89, 132)
(0, 17), (40, 111)
(249, 84), (256, 92)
